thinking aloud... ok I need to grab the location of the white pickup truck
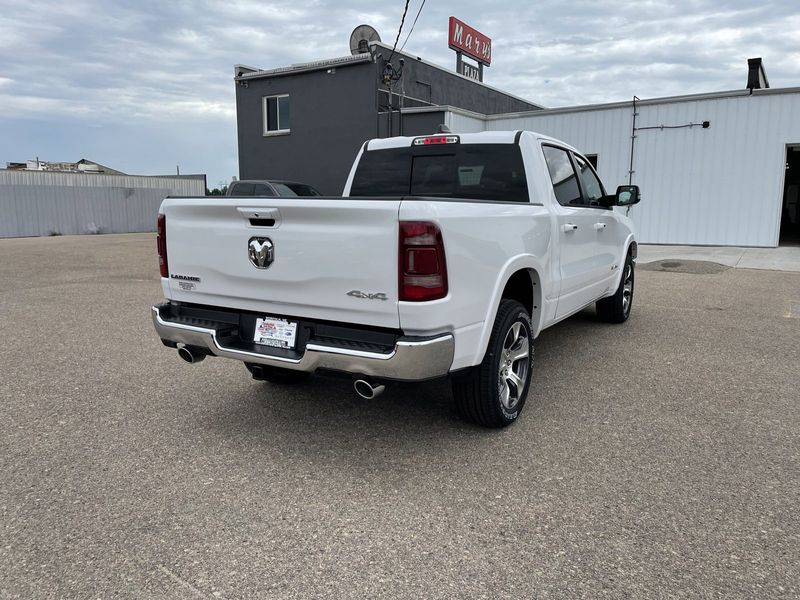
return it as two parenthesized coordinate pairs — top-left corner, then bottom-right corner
(152, 131), (640, 427)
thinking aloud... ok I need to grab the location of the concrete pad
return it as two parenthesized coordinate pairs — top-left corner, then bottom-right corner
(638, 244), (800, 272)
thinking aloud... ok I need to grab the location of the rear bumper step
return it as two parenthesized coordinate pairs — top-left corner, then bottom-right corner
(152, 304), (454, 381)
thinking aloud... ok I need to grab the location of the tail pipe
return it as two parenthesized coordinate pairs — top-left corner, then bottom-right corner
(353, 378), (385, 400)
(178, 345), (208, 364)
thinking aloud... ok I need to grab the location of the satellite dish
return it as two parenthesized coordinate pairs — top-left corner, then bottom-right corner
(350, 24), (381, 55)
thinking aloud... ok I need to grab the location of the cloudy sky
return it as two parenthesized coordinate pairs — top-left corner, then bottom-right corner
(1, 0), (798, 187)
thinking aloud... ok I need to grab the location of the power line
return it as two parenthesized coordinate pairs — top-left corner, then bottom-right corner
(399, 0), (426, 52)
(386, 0), (411, 66)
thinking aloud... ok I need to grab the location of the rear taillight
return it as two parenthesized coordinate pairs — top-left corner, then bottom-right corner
(399, 221), (448, 301)
(157, 213), (168, 277)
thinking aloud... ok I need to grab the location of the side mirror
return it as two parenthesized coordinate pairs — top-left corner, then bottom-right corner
(615, 185), (640, 206)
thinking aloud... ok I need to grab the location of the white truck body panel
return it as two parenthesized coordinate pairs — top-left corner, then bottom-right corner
(396, 198), (553, 370)
(156, 130), (636, 379)
(161, 197), (403, 329)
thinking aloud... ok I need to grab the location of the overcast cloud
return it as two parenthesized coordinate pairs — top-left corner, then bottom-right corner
(1, 0), (798, 187)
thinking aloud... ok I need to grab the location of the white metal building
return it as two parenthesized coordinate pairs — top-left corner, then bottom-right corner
(0, 170), (206, 238)
(415, 86), (800, 247)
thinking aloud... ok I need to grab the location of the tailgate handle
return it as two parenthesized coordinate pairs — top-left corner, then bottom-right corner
(237, 207), (280, 228)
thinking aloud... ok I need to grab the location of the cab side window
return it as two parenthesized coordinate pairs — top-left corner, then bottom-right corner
(573, 154), (605, 206)
(230, 182), (254, 196)
(542, 146), (581, 206)
(253, 184), (274, 196)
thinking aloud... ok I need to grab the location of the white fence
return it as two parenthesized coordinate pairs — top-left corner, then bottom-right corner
(0, 171), (205, 238)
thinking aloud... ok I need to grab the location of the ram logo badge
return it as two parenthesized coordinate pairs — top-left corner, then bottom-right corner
(347, 290), (388, 301)
(248, 237), (274, 269)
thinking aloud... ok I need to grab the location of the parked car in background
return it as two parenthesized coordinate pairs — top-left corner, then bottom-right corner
(227, 180), (322, 197)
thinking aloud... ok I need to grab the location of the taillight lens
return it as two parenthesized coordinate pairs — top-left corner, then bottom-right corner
(412, 135), (459, 146)
(399, 221), (448, 301)
(157, 213), (168, 277)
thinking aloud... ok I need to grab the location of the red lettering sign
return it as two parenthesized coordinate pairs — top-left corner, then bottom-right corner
(448, 16), (492, 66)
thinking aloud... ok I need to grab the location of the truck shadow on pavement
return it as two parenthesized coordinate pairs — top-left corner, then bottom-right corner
(200, 308), (608, 463)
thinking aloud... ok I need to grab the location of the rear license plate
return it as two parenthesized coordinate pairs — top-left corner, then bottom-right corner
(253, 316), (297, 349)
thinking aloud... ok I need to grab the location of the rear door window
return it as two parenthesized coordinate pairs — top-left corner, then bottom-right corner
(284, 183), (321, 196)
(270, 183), (298, 196)
(230, 182), (255, 196)
(573, 154), (605, 206)
(351, 144), (529, 202)
(542, 146), (582, 206)
(252, 184), (275, 196)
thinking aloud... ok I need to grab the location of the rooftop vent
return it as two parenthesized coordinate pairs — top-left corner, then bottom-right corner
(746, 57), (769, 92)
(234, 64), (259, 78)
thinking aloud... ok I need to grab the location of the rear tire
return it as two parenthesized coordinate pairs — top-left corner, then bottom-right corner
(452, 300), (534, 428)
(596, 252), (634, 323)
(245, 363), (309, 384)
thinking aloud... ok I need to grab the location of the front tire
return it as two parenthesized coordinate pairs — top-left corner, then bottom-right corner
(452, 300), (534, 428)
(596, 253), (634, 323)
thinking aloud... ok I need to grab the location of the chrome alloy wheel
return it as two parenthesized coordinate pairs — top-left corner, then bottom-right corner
(498, 322), (530, 411)
(622, 263), (633, 314)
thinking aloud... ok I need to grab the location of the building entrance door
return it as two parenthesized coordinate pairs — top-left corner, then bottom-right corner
(780, 145), (800, 246)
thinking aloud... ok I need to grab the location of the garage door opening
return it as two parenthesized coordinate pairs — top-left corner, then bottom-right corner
(781, 145), (800, 246)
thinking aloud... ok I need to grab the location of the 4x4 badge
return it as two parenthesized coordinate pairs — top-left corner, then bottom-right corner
(347, 290), (388, 301)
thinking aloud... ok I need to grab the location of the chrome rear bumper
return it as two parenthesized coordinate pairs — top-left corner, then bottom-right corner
(152, 305), (454, 381)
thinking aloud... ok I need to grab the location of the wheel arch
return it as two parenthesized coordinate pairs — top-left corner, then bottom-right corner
(609, 234), (637, 290)
(472, 256), (546, 367)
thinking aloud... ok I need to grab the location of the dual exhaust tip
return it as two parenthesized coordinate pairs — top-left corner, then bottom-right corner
(177, 346), (385, 399)
(353, 378), (385, 399)
(177, 345), (207, 364)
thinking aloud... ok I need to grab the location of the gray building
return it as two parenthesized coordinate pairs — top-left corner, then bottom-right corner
(234, 42), (541, 194)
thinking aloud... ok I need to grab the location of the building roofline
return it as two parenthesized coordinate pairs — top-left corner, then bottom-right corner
(234, 53), (372, 81)
(481, 85), (800, 120)
(232, 42), (545, 110)
(400, 104), (488, 121)
(369, 41), (545, 111)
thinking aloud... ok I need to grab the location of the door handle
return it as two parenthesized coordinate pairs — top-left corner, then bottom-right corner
(593, 222), (607, 230)
(561, 223), (578, 233)
(237, 207), (280, 220)
(237, 207), (281, 227)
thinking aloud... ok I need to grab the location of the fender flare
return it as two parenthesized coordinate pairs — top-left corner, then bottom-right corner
(471, 254), (548, 367)
(612, 234), (637, 289)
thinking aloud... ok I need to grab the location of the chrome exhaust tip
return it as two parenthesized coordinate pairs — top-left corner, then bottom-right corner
(354, 378), (385, 399)
(178, 345), (206, 364)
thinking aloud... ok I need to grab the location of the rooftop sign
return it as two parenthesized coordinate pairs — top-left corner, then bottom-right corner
(448, 16), (492, 66)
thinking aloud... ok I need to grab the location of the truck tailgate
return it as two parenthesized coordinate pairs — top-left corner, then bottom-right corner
(161, 197), (401, 329)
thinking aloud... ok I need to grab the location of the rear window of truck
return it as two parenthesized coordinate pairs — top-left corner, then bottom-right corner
(350, 144), (529, 203)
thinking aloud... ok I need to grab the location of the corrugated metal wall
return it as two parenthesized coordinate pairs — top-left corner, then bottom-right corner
(446, 110), (487, 133)
(451, 89), (800, 247)
(0, 172), (205, 238)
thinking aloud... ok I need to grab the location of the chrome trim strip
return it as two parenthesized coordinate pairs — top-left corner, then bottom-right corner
(152, 306), (454, 380)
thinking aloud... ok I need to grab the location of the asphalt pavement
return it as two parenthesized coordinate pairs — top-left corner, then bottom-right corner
(1, 233), (798, 599)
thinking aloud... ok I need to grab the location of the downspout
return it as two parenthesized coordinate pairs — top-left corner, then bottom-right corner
(387, 83), (393, 137)
(628, 96), (639, 185)
(375, 59), (380, 138)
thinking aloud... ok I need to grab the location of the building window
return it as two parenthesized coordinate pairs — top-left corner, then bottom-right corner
(263, 95), (290, 135)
